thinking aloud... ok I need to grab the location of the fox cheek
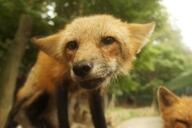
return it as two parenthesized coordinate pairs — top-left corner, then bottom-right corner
(64, 50), (76, 62)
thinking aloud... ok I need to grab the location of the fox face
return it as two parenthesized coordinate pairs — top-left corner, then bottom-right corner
(158, 86), (192, 128)
(33, 15), (155, 90)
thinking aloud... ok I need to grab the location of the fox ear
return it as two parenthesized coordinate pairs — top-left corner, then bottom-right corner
(158, 86), (179, 110)
(32, 33), (63, 61)
(128, 22), (155, 54)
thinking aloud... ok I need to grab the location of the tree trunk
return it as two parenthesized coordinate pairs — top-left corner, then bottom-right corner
(0, 14), (32, 127)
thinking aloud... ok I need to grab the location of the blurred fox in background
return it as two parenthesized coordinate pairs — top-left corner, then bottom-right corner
(158, 86), (192, 128)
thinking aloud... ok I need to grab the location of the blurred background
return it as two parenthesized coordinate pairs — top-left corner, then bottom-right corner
(0, 0), (192, 127)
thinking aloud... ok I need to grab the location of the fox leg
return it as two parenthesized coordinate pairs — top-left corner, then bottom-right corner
(57, 84), (70, 128)
(4, 96), (29, 128)
(4, 88), (44, 128)
(89, 89), (107, 128)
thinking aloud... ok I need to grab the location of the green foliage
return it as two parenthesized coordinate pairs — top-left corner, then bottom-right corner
(110, 75), (140, 96)
(166, 71), (192, 92)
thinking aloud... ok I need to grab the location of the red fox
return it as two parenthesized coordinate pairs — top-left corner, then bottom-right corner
(5, 15), (155, 128)
(158, 86), (192, 128)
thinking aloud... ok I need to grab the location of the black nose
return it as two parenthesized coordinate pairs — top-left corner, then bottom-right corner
(73, 61), (93, 77)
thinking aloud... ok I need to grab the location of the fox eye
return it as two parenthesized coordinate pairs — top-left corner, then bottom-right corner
(101, 36), (116, 45)
(175, 119), (189, 128)
(66, 41), (78, 50)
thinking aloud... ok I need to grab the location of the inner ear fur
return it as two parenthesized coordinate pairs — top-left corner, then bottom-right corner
(32, 33), (64, 61)
(128, 22), (155, 54)
(157, 86), (179, 110)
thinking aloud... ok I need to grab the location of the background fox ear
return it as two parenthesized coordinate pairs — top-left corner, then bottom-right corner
(128, 22), (155, 54)
(157, 86), (179, 109)
(32, 33), (63, 61)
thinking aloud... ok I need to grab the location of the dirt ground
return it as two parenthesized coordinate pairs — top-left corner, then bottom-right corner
(118, 116), (163, 128)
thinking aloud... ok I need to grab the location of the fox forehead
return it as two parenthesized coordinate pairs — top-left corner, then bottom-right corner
(163, 97), (192, 122)
(176, 98), (192, 117)
(61, 15), (129, 43)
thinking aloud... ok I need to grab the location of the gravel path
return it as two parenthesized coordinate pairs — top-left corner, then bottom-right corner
(118, 116), (163, 128)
